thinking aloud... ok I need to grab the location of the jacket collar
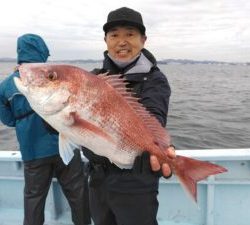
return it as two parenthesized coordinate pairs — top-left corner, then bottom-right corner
(103, 48), (157, 75)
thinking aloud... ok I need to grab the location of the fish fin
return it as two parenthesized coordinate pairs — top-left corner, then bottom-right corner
(98, 74), (171, 149)
(171, 155), (227, 202)
(72, 112), (114, 143)
(62, 111), (75, 126)
(59, 133), (80, 165)
(98, 73), (133, 97)
(97, 72), (109, 78)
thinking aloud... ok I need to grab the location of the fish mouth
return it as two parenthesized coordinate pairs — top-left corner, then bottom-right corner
(14, 76), (70, 116)
(18, 63), (43, 86)
(13, 77), (29, 94)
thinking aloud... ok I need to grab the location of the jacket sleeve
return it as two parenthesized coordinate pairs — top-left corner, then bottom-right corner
(140, 71), (171, 127)
(0, 82), (16, 127)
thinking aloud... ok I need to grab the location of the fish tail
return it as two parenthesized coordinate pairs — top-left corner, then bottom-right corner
(170, 155), (227, 202)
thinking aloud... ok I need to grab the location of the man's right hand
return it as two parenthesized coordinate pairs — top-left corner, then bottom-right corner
(150, 145), (176, 178)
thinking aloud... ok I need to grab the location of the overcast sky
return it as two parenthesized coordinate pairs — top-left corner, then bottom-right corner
(0, 0), (249, 62)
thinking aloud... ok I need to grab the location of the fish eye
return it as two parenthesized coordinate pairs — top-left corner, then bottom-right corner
(47, 71), (57, 81)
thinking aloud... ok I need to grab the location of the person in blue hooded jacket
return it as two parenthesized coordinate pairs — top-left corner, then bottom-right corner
(0, 34), (90, 225)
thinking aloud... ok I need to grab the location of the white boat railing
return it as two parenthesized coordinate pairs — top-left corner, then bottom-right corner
(1, 148), (250, 225)
(1, 148), (250, 161)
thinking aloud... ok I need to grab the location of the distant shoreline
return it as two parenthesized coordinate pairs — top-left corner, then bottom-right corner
(0, 58), (249, 65)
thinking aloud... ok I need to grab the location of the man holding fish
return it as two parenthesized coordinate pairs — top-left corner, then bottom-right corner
(81, 7), (176, 225)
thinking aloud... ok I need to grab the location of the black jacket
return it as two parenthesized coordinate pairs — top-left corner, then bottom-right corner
(83, 48), (171, 192)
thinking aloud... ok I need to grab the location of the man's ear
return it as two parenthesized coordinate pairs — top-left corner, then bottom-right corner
(104, 36), (107, 43)
(141, 35), (147, 44)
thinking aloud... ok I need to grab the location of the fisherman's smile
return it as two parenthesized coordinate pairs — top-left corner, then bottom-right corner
(116, 49), (131, 58)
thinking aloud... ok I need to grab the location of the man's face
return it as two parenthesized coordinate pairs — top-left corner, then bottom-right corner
(105, 26), (147, 62)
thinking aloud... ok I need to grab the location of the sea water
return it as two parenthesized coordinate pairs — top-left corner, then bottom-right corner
(0, 62), (249, 151)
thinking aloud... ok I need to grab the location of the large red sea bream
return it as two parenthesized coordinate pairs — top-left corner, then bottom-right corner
(14, 63), (227, 201)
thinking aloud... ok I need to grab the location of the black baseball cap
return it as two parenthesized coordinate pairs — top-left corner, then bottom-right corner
(103, 7), (146, 35)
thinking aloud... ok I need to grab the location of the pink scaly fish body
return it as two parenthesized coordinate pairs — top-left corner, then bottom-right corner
(14, 63), (227, 202)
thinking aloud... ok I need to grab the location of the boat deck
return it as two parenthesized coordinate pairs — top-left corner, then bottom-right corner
(1, 149), (250, 225)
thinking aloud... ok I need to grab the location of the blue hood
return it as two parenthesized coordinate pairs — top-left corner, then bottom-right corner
(17, 33), (50, 64)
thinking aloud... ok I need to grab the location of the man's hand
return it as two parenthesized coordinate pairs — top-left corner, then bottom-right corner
(150, 145), (176, 178)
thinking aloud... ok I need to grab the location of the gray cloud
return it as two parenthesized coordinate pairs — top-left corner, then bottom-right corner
(0, 0), (249, 62)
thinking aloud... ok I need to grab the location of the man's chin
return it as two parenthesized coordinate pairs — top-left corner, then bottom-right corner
(116, 56), (131, 62)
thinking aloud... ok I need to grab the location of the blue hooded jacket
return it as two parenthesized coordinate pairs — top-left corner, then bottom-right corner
(0, 34), (59, 161)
